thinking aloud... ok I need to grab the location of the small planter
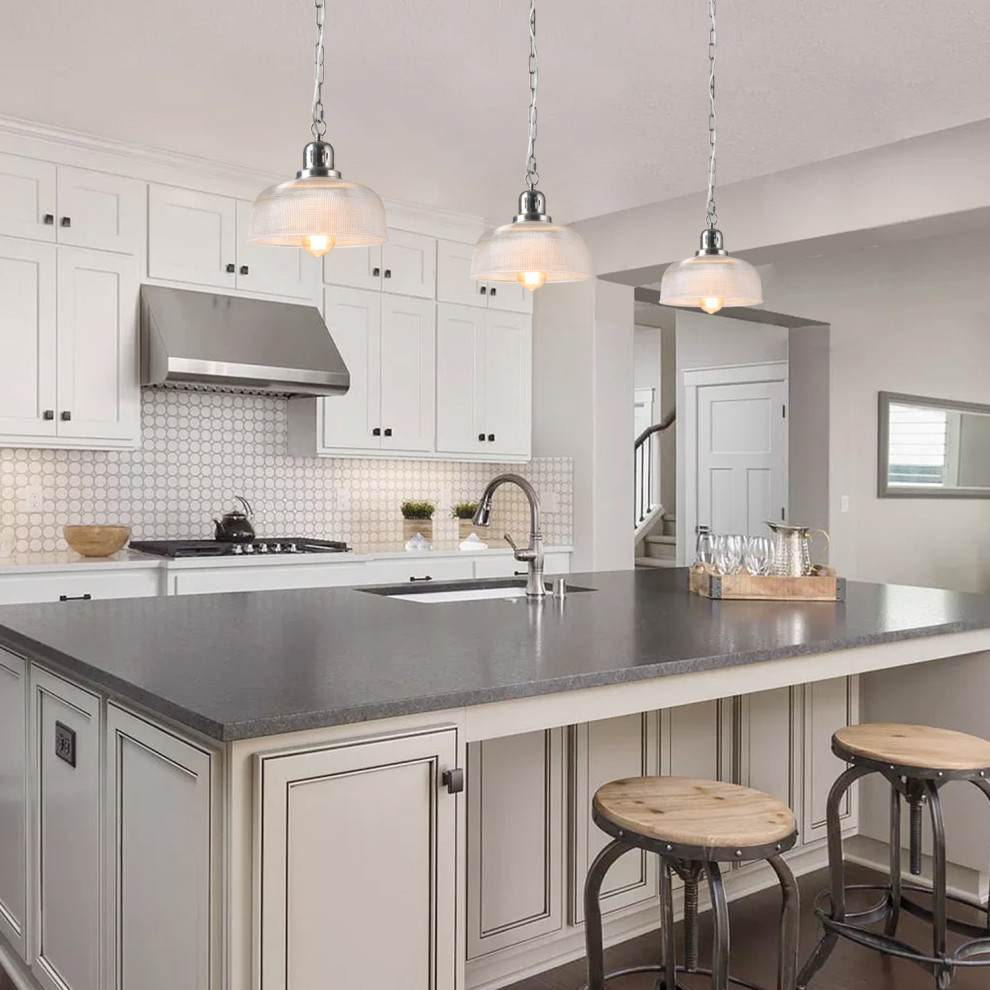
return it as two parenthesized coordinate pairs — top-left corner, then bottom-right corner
(458, 520), (489, 542)
(403, 518), (434, 542)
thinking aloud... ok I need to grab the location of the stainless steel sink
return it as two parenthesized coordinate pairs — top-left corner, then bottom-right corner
(362, 578), (593, 604)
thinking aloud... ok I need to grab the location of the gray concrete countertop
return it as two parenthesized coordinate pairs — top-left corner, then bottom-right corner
(0, 568), (987, 741)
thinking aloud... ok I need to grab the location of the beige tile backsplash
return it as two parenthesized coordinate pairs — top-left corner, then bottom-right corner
(0, 390), (573, 555)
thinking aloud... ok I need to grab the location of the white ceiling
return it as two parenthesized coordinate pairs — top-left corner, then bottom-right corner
(4, 1), (990, 223)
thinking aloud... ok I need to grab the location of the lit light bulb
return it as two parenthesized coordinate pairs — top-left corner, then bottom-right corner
(517, 271), (547, 292)
(301, 234), (336, 258)
(700, 296), (724, 314)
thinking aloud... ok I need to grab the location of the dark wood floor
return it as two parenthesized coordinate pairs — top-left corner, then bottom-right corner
(505, 864), (988, 990)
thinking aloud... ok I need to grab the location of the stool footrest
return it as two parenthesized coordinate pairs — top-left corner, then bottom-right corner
(576, 963), (770, 990)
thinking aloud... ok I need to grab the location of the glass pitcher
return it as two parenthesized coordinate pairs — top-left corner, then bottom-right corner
(764, 522), (830, 577)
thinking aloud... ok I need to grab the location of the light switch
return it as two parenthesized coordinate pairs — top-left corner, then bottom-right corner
(840, 495), (850, 513)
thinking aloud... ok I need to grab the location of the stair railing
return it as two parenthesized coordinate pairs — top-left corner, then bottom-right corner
(634, 409), (675, 528)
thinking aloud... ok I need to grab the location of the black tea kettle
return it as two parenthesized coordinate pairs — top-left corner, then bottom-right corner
(214, 496), (256, 543)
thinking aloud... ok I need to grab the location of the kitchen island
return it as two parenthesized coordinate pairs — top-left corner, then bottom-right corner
(1, 568), (990, 990)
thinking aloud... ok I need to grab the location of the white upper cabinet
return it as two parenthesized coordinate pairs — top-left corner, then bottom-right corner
(436, 238), (533, 314)
(0, 155), (142, 253)
(324, 229), (436, 299)
(234, 200), (319, 300)
(436, 303), (532, 459)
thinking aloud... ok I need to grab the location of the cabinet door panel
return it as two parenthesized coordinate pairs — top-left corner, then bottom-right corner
(234, 200), (319, 300)
(570, 714), (659, 923)
(0, 153), (56, 242)
(0, 237), (56, 438)
(436, 240), (488, 308)
(379, 294), (435, 451)
(467, 729), (563, 958)
(804, 677), (858, 843)
(320, 287), (382, 450)
(482, 311), (532, 458)
(258, 727), (458, 990)
(31, 667), (101, 990)
(0, 649), (27, 958)
(148, 185), (236, 288)
(56, 248), (140, 443)
(486, 280), (533, 315)
(106, 705), (213, 990)
(739, 688), (797, 809)
(436, 303), (485, 455)
(56, 167), (143, 254)
(664, 700), (730, 780)
(381, 229), (436, 299)
(323, 244), (381, 292)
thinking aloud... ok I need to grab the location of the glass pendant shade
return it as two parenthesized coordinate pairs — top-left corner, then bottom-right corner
(249, 142), (386, 256)
(471, 192), (592, 291)
(660, 229), (762, 314)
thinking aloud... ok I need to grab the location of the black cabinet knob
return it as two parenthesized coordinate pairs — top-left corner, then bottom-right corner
(383, 269), (392, 279)
(442, 768), (465, 794)
(488, 434), (495, 442)
(372, 427), (381, 436)
(43, 214), (54, 225)
(60, 411), (72, 422)
(60, 216), (71, 228)
(226, 263), (236, 273)
(480, 285), (487, 295)
(383, 428), (393, 437)
(239, 265), (249, 275)
(489, 286), (497, 297)
(478, 433), (486, 442)
(372, 267), (381, 277)
(43, 410), (54, 421)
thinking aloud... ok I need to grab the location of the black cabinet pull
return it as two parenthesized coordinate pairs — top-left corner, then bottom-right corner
(239, 265), (249, 275)
(372, 266), (381, 277)
(60, 411), (72, 421)
(43, 213), (54, 225)
(488, 433), (496, 442)
(478, 433), (486, 442)
(60, 216), (71, 228)
(514, 570), (527, 576)
(480, 285), (487, 295)
(226, 263), (236, 273)
(383, 269), (392, 279)
(489, 286), (497, 297)
(372, 427), (381, 436)
(43, 410), (54, 421)
(59, 593), (92, 602)
(442, 768), (465, 794)
(409, 575), (433, 583)
(383, 428), (392, 437)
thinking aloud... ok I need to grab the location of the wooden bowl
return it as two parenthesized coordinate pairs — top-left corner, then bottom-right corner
(63, 525), (131, 558)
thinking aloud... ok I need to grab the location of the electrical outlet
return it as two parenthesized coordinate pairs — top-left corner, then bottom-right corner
(19, 485), (43, 513)
(840, 495), (850, 514)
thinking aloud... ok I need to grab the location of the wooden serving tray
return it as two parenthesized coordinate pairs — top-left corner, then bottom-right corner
(689, 567), (845, 602)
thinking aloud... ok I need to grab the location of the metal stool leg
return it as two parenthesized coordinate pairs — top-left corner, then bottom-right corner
(925, 781), (952, 990)
(768, 855), (800, 990)
(684, 870), (700, 973)
(887, 785), (903, 937)
(909, 784), (925, 876)
(584, 839), (632, 990)
(797, 764), (871, 989)
(659, 859), (678, 990)
(707, 861), (730, 990)
(971, 777), (990, 936)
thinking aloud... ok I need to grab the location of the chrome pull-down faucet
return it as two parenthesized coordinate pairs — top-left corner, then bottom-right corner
(473, 474), (546, 598)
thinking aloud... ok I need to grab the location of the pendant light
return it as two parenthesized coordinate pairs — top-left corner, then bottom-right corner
(660, 0), (762, 314)
(471, 0), (591, 292)
(249, 0), (386, 258)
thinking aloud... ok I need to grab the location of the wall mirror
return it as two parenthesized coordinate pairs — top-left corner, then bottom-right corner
(878, 391), (990, 498)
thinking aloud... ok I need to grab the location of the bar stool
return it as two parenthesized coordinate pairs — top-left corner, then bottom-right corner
(799, 722), (990, 990)
(583, 776), (800, 990)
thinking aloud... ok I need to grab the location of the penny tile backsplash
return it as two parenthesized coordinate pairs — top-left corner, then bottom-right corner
(0, 390), (573, 554)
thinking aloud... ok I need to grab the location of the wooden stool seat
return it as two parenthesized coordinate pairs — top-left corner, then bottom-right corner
(593, 775), (797, 858)
(834, 722), (990, 772)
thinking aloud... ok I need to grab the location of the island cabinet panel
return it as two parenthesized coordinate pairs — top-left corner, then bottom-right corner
(663, 699), (733, 781)
(466, 729), (564, 959)
(737, 688), (799, 810)
(105, 704), (215, 990)
(569, 713), (660, 924)
(257, 726), (459, 990)
(0, 649), (27, 959)
(29, 666), (101, 990)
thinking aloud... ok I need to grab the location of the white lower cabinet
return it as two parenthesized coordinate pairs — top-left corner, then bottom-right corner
(0, 649), (27, 959)
(0, 567), (160, 605)
(168, 561), (369, 596)
(467, 729), (564, 959)
(105, 704), (214, 990)
(30, 666), (102, 990)
(256, 726), (459, 990)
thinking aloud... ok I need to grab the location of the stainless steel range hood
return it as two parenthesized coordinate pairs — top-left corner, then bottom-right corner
(140, 285), (350, 397)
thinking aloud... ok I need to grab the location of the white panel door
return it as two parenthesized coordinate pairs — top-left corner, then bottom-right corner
(467, 729), (563, 958)
(381, 229), (436, 299)
(234, 200), (319, 300)
(56, 248), (140, 443)
(435, 302), (485, 455)
(0, 237), (57, 438)
(486, 279), (534, 315)
(0, 153), (56, 242)
(482, 310), (532, 458)
(257, 727), (458, 990)
(56, 167), (143, 254)
(379, 294), (435, 451)
(697, 379), (788, 536)
(320, 287), (382, 450)
(436, 239), (487, 308)
(148, 185), (236, 288)
(106, 705), (214, 990)
(31, 667), (101, 990)
(0, 649), (27, 959)
(323, 243), (382, 292)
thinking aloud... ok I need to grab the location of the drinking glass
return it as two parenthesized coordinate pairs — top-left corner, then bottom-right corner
(744, 536), (774, 576)
(695, 527), (715, 567)
(714, 534), (744, 575)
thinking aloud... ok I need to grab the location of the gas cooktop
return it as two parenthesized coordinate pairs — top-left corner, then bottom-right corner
(129, 539), (351, 559)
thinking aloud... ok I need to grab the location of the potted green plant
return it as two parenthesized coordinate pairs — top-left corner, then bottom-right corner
(452, 502), (485, 541)
(401, 501), (436, 542)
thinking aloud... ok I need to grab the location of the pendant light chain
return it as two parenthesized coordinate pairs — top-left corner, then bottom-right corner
(525, 0), (540, 190)
(706, 0), (718, 229)
(311, 0), (327, 141)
